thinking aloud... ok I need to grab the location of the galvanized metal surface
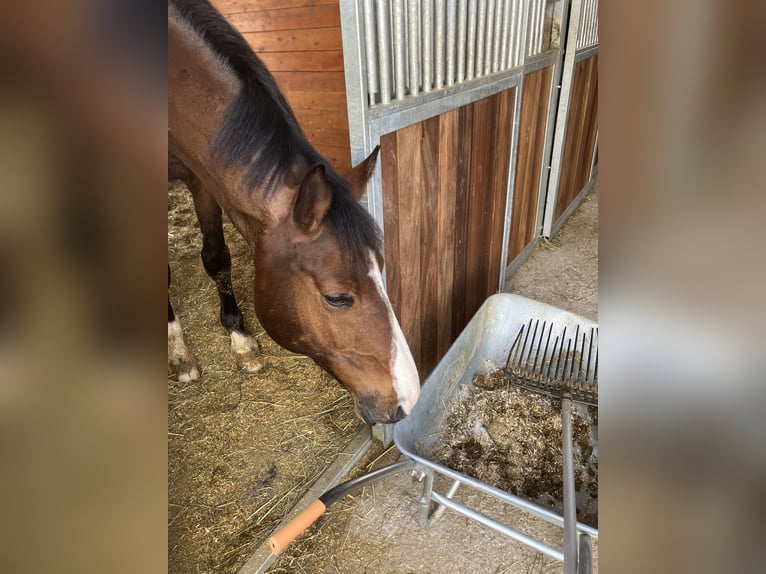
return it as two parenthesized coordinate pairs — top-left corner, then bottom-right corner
(375, 0), (393, 103)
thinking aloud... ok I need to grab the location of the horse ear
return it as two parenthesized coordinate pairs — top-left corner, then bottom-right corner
(294, 164), (332, 235)
(344, 145), (380, 201)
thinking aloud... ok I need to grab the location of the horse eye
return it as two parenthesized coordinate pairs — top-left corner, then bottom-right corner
(323, 294), (354, 308)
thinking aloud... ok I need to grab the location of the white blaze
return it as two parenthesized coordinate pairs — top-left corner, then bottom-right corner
(367, 253), (420, 414)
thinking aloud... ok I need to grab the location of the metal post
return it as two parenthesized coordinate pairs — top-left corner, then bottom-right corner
(498, 0), (531, 289)
(340, 0), (371, 163)
(543, 0), (584, 236)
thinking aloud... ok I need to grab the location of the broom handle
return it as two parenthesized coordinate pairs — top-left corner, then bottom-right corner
(268, 500), (327, 555)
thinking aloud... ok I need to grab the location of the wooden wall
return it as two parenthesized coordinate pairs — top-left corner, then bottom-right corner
(381, 88), (515, 377)
(212, 0), (352, 173)
(554, 54), (598, 221)
(507, 64), (554, 264)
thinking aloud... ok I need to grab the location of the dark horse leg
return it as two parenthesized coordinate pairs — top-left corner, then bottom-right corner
(168, 264), (200, 381)
(169, 154), (264, 374)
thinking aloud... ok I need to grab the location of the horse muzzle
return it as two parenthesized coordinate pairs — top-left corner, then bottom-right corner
(355, 398), (407, 426)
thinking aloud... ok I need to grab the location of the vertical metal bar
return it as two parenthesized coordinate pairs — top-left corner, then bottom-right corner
(393, 0), (406, 100)
(537, 0), (545, 53)
(363, 0), (378, 103)
(483, 0), (495, 75)
(532, 0), (542, 56)
(423, 0), (433, 91)
(408, 0), (419, 96)
(446, 0), (457, 85)
(456, 0), (467, 82)
(499, 0), (511, 70)
(524, 0), (538, 57)
(592, 0), (599, 45)
(491, 0), (503, 72)
(543, 0), (584, 236)
(375, 0), (392, 104)
(475, 0), (486, 77)
(435, 0), (445, 88)
(510, 0), (519, 67)
(466, 0), (477, 79)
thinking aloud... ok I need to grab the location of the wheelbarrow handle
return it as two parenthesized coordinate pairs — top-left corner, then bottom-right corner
(269, 499), (327, 555)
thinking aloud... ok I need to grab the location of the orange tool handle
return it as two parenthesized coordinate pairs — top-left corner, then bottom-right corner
(268, 499), (327, 555)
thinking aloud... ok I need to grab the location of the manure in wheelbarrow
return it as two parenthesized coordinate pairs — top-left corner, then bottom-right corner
(431, 370), (598, 527)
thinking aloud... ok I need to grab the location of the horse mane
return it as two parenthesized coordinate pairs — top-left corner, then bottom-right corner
(170, 0), (382, 265)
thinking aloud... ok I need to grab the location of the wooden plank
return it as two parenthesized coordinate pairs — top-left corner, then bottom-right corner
(244, 27), (342, 52)
(381, 132), (403, 336)
(436, 107), (459, 360)
(257, 50), (344, 72)
(486, 88), (513, 290)
(214, 0), (337, 16)
(227, 5), (340, 33)
(451, 103), (473, 337)
(395, 122), (424, 375)
(271, 71), (346, 92)
(292, 106), (348, 130)
(508, 65), (552, 263)
(465, 94), (495, 320)
(555, 55), (597, 220)
(310, 144), (350, 173)
(292, 107), (349, 147)
(419, 116), (440, 375)
(283, 90), (347, 110)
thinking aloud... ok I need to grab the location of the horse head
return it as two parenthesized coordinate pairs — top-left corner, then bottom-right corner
(251, 147), (420, 425)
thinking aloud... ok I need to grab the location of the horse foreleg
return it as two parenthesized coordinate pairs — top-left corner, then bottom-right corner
(168, 267), (200, 381)
(189, 178), (264, 373)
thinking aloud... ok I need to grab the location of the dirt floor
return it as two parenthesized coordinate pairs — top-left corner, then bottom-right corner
(168, 179), (598, 574)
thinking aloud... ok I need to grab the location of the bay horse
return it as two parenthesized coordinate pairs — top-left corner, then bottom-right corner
(167, 0), (419, 424)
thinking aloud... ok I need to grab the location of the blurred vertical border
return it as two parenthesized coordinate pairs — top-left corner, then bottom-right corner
(0, 1), (167, 572)
(600, 1), (766, 572)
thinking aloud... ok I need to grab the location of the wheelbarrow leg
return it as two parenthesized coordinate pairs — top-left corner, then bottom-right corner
(417, 469), (461, 528)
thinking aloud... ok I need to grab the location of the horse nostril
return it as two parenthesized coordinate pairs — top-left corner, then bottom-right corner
(392, 405), (406, 423)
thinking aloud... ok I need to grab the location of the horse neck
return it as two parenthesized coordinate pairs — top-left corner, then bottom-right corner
(168, 6), (245, 207)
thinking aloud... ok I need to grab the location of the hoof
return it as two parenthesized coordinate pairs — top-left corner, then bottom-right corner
(231, 331), (264, 373)
(171, 356), (200, 382)
(169, 319), (200, 382)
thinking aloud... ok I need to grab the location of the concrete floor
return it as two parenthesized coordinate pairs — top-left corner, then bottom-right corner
(264, 181), (598, 573)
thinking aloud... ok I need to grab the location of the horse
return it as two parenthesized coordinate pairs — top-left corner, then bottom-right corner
(167, 0), (420, 425)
